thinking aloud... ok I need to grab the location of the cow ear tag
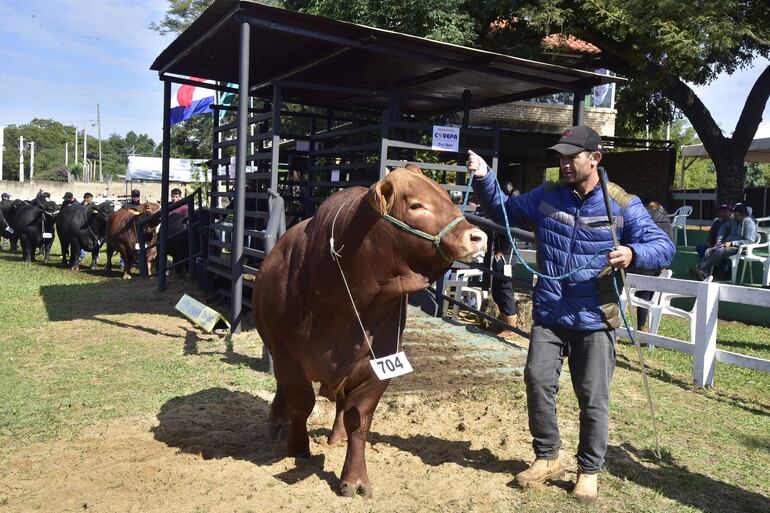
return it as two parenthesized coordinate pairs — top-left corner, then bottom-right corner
(370, 351), (413, 380)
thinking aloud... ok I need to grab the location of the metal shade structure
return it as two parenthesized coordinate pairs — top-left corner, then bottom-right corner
(151, 0), (617, 110)
(150, 0), (623, 332)
(682, 138), (770, 163)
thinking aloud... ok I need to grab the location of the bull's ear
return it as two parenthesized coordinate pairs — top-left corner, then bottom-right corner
(369, 179), (394, 216)
(405, 163), (423, 175)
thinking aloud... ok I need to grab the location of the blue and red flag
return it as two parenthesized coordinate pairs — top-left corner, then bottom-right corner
(169, 77), (215, 125)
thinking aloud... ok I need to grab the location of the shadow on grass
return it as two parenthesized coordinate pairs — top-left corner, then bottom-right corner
(605, 443), (770, 513)
(615, 351), (770, 417)
(153, 387), (337, 490)
(38, 279), (206, 322)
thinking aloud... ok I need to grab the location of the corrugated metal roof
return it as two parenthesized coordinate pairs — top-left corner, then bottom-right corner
(151, 0), (621, 113)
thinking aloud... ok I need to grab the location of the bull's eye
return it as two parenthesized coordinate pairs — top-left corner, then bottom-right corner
(409, 202), (424, 211)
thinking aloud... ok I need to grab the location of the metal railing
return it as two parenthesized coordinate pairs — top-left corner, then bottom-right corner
(135, 188), (203, 278)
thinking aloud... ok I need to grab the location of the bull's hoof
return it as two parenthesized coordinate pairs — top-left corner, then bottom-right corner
(122, 273), (132, 280)
(90, 264), (98, 270)
(71, 265), (80, 271)
(340, 480), (373, 499)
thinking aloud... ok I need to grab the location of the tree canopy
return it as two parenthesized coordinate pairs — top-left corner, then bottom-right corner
(1, 119), (159, 182)
(151, 0), (770, 203)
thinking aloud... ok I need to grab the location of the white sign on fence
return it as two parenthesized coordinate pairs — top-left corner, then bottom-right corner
(431, 125), (460, 152)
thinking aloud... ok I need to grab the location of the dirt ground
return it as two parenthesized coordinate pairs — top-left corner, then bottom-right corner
(2, 309), (583, 513)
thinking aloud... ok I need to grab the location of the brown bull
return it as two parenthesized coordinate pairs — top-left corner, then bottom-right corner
(252, 166), (487, 498)
(105, 202), (160, 279)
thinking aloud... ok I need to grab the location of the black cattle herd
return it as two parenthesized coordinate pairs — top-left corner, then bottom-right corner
(0, 191), (199, 275)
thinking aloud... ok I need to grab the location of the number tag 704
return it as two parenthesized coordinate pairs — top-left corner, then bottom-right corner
(369, 351), (413, 380)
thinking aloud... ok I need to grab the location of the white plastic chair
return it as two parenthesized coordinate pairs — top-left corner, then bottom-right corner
(669, 206), (693, 246)
(763, 255), (770, 287)
(642, 274), (713, 349)
(728, 228), (770, 284)
(444, 268), (486, 320)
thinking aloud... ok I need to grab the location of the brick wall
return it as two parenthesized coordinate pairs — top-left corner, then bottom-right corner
(470, 101), (616, 137)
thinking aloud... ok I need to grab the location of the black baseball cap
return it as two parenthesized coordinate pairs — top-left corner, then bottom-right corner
(62, 192), (74, 200)
(717, 203), (732, 211)
(546, 125), (604, 155)
(732, 203), (749, 215)
(1, 192), (9, 199)
(131, 189), (141, 197)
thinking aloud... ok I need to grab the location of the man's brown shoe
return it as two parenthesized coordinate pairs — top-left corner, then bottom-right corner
(572, 471), (598, 504)
(514, 457), (564, 487)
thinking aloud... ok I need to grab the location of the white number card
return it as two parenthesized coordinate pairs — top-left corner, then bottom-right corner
(134, 243), (141, 250)
(503, 263), (512, 277)
(6, 226), (15, 234)
(370, 351), (413, 380)
(42, 232), (53, 239)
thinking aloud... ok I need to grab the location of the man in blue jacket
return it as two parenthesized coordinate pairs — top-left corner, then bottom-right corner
(467, 125), (675, 503)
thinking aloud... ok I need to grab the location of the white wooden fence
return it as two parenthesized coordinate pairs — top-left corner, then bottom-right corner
(617, 274), (770, 387)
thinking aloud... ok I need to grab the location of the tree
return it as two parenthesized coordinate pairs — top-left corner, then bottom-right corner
(151, 1), (770, 205)
(495, 0), (770, 205)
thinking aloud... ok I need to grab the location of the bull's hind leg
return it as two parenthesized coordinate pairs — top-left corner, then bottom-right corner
(273, 356), (315, 458)
(268, 384), (289, 440)
(339, 377), (389, 499)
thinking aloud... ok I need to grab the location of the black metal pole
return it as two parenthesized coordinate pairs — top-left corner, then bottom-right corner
(158, 79), (172, 291)
(230, 21), (250, 333)
(573, 88), (587, 126)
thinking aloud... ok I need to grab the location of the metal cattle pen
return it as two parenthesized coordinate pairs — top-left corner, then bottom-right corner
(135, 188), (204, 279)
(150, 0), (619, 332)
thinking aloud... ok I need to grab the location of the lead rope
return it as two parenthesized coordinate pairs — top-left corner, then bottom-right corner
(330, 200), (376, 359)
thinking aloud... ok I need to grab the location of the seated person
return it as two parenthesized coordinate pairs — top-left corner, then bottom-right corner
(696, 203), (732, 260)
(690, 203), (757, 281)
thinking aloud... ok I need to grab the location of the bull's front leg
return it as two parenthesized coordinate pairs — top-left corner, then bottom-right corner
(339, 377), (389, 499)
(328, 393), (347, 445)
(91, 247), (100, 270)
(69, 241), (81, 270)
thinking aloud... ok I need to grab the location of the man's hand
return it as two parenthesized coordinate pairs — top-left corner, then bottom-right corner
(723, 241), (732, 248)
(608, 246), (634, 269)
(467, 150), (489, 178)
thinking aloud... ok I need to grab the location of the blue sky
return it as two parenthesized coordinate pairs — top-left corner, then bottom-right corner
(2, 0), (769, 144)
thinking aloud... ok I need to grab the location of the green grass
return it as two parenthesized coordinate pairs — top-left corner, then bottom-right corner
(0, 247), (768, 512)
(0, 249), (274, 447)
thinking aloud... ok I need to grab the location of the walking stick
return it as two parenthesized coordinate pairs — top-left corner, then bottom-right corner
(597, 166), (662, 460)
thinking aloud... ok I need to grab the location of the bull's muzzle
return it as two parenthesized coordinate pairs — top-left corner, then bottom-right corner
(455, 227), (488, 263)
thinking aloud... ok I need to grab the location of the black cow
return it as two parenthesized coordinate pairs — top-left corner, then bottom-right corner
(0, 199), (18, 251)
(57, 201), (114, 270)
(9, 194), (58, 263)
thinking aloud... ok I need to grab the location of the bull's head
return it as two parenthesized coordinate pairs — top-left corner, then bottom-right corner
(369, 165), (487, 269)
(85, 201), (114, 242)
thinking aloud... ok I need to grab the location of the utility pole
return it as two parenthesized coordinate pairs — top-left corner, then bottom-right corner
(74, 127), (78, 167)
(83, 125), (88, 181)
(97, 103), (102, 182)
(19, 135), (24, 181)
(65, 142), (69, 167)
(29, 141), (34, 179)
(0, 125), (4, 181)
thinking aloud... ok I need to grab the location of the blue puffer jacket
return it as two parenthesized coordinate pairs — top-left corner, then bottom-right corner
(473, 172), (675, 331)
